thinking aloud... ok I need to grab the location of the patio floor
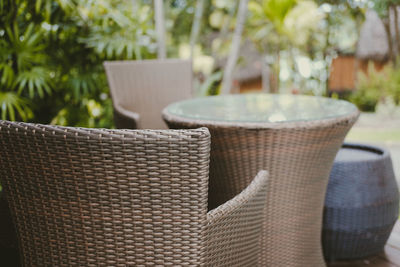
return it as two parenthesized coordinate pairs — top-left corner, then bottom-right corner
(327, 220), (400, 267)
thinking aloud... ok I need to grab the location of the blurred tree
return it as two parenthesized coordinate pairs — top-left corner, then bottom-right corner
(190, 0), (205, 59)
(371, 0), (400, 65)
(154, 0), (166, 58)
(248, 0), (323, 92)
(220, 0), (248, 94)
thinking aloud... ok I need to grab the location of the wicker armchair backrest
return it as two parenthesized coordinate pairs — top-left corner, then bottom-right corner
(0, 121), (210, 266)
(104, 59), (192, 129)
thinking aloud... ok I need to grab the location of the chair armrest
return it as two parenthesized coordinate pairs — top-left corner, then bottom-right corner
(113, 104), (140, 129)
(204, 170), (268, 266)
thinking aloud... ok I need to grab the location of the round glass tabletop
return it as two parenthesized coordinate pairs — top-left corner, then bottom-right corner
(164, 94), (358, 123)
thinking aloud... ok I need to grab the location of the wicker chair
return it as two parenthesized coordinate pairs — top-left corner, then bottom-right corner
(0, 120), (268, 266)
(104, 59), (192, 129)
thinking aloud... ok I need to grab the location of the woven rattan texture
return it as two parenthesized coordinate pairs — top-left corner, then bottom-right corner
(104, 59), (192, 129)
(205, 170), (268, 266)
(163, 111), (359, 267)
(0, 120), (270, 267)
(0, 121), (212, 266)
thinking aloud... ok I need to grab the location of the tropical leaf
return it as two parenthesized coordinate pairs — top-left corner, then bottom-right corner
(50, 107), (69, 126)
(81, 26), (156, 59)
(67, 69), (98, 100)
(56, 0), (76, 11)
(35, 0), (43, 13)
(198, 71), (223, 96)
(248, 1), (264, 20)
(0, 92), (32, 121)
(16, 67), (52, 98)
(0, 63), (15, 88)
(284, 1), (325, 46)
(78, 0), (157, 59)
(261, 0), (298, 34)
(35, 0), (76, 17)
(6, 23), (47, 70)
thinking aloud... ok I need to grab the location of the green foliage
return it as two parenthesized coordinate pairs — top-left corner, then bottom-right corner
(384, 65), (400, 105)
(0, 0), (157, 127)
(371, 0), (399, 19)
(80, 1), (157, 60)
(197, 70), (222, 96)
(350, 86), (380, 113)
(260, 0), (297, 34)
(17, 67), (51, 98)
(350, 63), (400, 112)
(0, 0), (388, 125)
(248, 0), (322, 49)
(352, 64), (383, 112)
(0, 92), (32, 121)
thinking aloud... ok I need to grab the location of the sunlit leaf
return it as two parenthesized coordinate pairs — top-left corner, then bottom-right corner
(45, 0), (51, 21)
(248, 1), (264, 19)
(198, 71), (223, 96)
(16, 67), (52, 98)
(50, 108), (69, 126)
(5, 26), (15, 44)
(0, 63), (15, 88)
(0, 92), (32, 121)
(35, 0), (42, 13)
(57, 0), (76, 11)
(67, 69), (99, 100)
(209, 11), (225, 28)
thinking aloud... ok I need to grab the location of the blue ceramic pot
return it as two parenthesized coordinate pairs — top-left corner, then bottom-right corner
(322, 143), (399, 261)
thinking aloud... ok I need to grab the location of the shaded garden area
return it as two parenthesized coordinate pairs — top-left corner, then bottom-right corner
(1, 0), (400, 128)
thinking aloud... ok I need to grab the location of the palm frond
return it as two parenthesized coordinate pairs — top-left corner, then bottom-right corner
(0, 91), (32, 121)
(0, 63), (15, 88)
(16, 67), (52, 98)
(67, 69), (99, 100)
(56, 0), (76, 12)
(6, 23), (47, 70)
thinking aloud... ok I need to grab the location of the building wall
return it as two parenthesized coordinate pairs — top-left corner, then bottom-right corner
(329, 55), (388, 93)
(329, 55), (358, 93)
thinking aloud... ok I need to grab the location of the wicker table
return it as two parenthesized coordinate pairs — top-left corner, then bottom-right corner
(162, 94), (359, 267)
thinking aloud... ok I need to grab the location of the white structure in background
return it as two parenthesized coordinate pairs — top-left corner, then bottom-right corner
(220, 0), (248, 95)
(190, 0), (204, 60)
(154, 0), (166, 59)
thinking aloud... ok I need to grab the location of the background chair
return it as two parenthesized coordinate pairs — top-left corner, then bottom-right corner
(104, 59), (192, 129)
(0, 121), (268, 266)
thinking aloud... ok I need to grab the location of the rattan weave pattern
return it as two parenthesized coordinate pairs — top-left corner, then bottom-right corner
(0, 120), (268, 266)
(205, 171), (268, 266)
(104, 59), (192, 129)
(163, 110), (359, 267)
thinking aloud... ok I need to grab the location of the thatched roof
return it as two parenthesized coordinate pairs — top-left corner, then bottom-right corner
(356, 9), (400, 61)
